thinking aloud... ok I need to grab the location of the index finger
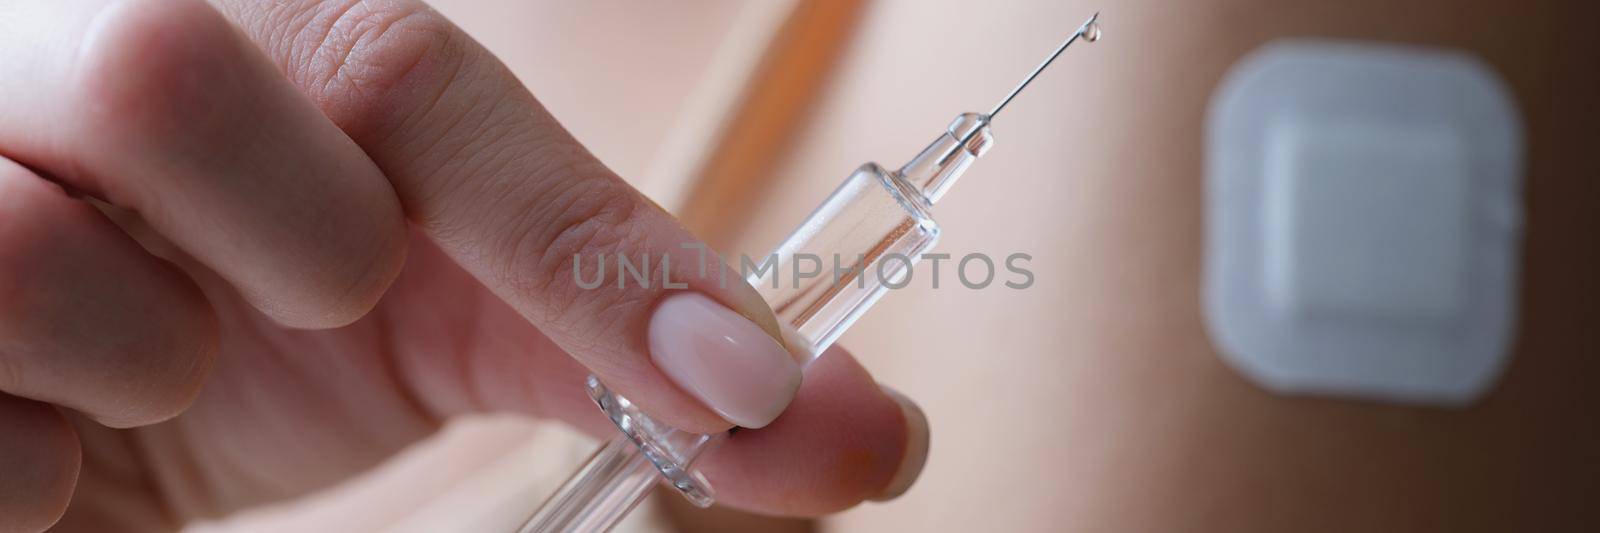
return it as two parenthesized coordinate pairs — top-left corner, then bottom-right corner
(212, 0), (797, 433)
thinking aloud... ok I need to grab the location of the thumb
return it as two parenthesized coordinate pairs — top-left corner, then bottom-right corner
(222, 0), (800, 433)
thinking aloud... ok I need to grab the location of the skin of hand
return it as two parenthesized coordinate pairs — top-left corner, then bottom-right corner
(0, 1), (930, 531)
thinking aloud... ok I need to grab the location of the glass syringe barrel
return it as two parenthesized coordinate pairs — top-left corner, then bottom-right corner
(521, 113), (992, 533)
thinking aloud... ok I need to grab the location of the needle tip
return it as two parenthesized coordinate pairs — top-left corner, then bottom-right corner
(1080, 13), (1102, 43)
(985, 12), (1101, 119)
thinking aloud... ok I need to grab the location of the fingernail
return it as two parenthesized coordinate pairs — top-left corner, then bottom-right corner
(648, 292), (801, 428)
(872, 386), (930, 501)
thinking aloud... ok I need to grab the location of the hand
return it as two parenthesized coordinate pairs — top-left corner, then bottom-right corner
(0, 1), (928, 530)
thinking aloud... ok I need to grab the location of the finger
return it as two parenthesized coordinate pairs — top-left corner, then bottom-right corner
(216, 0), (797, 432)
(375, 246), (929, 513)
(0, 396), (80, 533)
(698, 346), (931, 515)
(0, 0), (408, 328)
(0, 157), (217, 427)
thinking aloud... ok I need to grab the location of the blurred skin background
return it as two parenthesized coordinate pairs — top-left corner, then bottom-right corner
(188, 0), (1597, 531)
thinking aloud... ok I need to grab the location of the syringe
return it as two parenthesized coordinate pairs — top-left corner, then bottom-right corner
(521, 13), (1101, 532)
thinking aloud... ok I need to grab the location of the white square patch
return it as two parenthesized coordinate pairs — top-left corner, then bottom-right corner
(1263, 119), (1469, 321)
(1204, 41), (1523, 406)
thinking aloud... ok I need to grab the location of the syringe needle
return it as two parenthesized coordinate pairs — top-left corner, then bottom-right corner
(986, 12), (1101, 121)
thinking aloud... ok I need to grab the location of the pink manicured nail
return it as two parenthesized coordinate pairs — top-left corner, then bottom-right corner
(648, 292), (801, 428)
(872, 386), (930, 501)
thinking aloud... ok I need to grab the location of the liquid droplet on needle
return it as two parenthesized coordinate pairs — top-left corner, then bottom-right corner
(985, 13), (1101, 119)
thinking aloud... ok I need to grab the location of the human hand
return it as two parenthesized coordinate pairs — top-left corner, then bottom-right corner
(0, 1), (927, 530)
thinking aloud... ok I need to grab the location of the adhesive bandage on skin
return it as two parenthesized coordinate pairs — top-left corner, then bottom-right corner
(1204, 41), (1524, 406)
